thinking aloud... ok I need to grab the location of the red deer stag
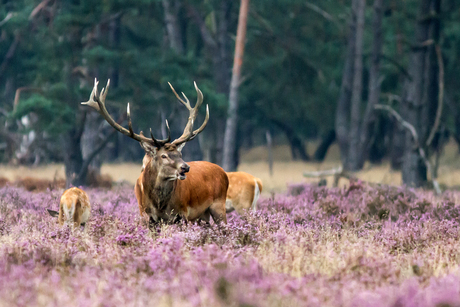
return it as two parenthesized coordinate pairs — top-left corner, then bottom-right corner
(225, 172), (263, 214)
(82, 79), (228, 227)
(47, 187), (91, 228)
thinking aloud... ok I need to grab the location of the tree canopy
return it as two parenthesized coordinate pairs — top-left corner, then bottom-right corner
(1, 0), (460, 187)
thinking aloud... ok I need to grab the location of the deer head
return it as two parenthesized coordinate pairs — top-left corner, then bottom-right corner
(81, 79), (209, 181)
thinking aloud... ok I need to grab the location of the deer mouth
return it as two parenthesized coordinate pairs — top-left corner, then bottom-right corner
(177, 171), (187, 180)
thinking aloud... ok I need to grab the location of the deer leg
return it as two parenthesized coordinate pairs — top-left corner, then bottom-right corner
(198, 209), (211, 227)
(209, 199), (227, 225)
(149, 216), (159, 232)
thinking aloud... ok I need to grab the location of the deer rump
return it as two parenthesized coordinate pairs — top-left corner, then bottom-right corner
(135, 161), (229, 224)
(225, 172), (263, 214)
(47, 187), (91, 227)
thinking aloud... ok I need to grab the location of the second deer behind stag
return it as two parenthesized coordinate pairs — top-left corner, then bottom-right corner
(226, 172), (263, 214)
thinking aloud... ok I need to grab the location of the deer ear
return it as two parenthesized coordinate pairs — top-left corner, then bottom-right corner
(140, 141), (158, 156)
(177, 143), (186, 152)
(47, 209), (59, 218)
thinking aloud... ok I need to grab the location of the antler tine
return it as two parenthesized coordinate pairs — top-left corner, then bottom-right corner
(149, 128), (161, 147)
(168, 82), (191, 109)
(127, 103), (134, 137)
(82, 78), (155, 145)
(170, 82), (209, 146)
(100, 79), (110, 103)
(188, 104), (209, 141)
(81, 78), (102, 112)
(147, 120), (171, 147)
(164, 120), (171, 142)
(193, 81), (204, 109)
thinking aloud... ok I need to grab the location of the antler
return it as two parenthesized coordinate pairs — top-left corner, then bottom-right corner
(82, 79), (170, 147)
(168, 82), (209, 146)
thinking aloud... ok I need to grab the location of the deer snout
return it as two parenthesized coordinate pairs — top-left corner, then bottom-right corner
(181, 163), (190, 173)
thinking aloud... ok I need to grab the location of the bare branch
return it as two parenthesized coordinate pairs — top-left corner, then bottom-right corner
(305, 2), (339, 26)
(303, 166), (358, 187)
(384, 93), (402, 103)
(13, 87), (43, 111)
(303, 166), (344, 178)
(187, 4), (217, 49)
(29, 0), (52, 20)
(375, 104), (419, 146)
(375, 103), (441, 194)
(380, 55), (412, 80)
(426, 44), (444, 147)
(0, 12), (15, 27)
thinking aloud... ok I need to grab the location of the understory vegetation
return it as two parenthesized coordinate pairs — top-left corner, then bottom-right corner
(1, 183), (460, 306)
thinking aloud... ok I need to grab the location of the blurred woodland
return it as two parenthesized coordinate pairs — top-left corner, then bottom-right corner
(0, 0), (459, 189)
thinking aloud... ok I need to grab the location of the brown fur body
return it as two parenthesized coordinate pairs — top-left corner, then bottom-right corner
(135, 160), (228, 224)
(48, 187), (91, 228)
(225, 172), (263, 214)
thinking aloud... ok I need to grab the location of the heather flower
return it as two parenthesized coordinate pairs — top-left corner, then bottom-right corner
(1, 183), (460, 306)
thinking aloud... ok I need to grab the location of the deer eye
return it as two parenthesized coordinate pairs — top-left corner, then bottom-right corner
(161, 154), (168, 159)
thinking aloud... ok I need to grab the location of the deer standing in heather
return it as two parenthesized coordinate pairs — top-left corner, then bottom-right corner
(225, 172), (263, 214)
(82, 79), (228, 228)
(47, 187), (91, 228)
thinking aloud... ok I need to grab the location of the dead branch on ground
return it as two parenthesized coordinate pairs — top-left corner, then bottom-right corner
(303, 166), (358, 187)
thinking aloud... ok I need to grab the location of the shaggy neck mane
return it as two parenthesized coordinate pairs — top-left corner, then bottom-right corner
(144, 156), (177, 211)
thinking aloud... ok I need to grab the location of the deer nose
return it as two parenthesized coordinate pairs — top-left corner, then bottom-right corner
(181, 163), (190, 173)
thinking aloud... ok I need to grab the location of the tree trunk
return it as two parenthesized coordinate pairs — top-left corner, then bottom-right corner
(63, 126), (85, 187)
(335, 0), (357, 167)
(108, 13), (121, 88)
(81, 112), (103, 173)
(423, 0), (441, 151)
(357, 0), (384, 167)
(401, 0), (433, 187)
(222, 0), (249, 171)
(266, 130), (273, 176)
(368, 114), (388, 163)
(162, 0), (184, 54)
(314, 130), (336, 161)
(445, 94), (460, 152)
(346, 0), (366, 171)
(390, 119), (405, 169)
(271, 119), (309, 161)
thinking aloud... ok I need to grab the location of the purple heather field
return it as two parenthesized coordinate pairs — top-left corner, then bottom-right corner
(2, 182), (460, 306)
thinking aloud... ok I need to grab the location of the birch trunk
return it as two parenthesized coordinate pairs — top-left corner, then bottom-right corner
(346, 0), (366, 171)
(222, 0), (249, 171)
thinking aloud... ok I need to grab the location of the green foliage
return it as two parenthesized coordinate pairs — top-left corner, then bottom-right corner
(13, 93), (74, 134)
(2, 0), (460, 163)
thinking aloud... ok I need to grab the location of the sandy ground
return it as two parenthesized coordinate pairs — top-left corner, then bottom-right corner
(2, 141), (460, 194)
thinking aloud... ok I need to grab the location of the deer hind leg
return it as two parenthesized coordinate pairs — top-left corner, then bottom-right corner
(73, 200), (82, 228)
(197, 209), (211, 227)
(225, 199), (235, 213)
(209, 199), (227, 224)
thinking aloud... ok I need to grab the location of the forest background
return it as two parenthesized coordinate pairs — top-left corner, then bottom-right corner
(0, 0), (459, 191)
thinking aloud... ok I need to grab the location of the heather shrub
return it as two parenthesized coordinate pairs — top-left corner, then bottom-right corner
(2, 183), (460, 306)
